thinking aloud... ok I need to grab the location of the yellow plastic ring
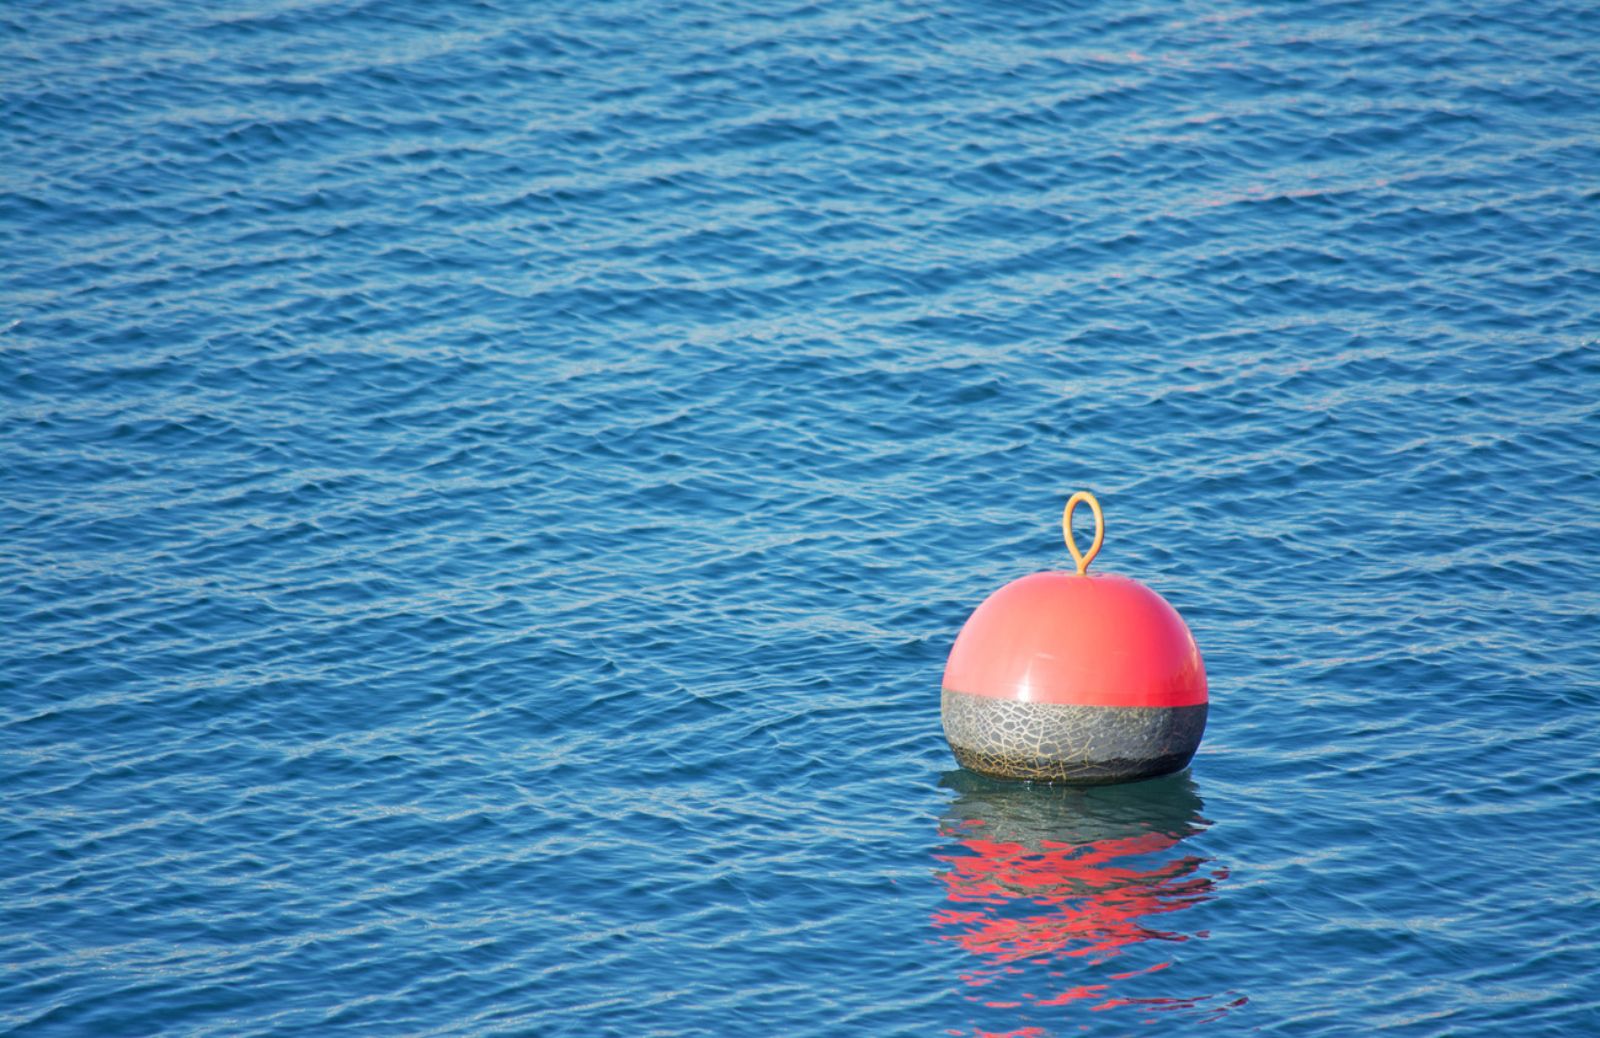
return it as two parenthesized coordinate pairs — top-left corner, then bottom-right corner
(1063, 491), (1104, 576)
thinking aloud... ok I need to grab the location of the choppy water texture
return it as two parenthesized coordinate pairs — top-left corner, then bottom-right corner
(4, 1), (1599, 1035)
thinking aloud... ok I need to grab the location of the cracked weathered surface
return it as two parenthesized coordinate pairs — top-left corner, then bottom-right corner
(941, 688), (1207, 784)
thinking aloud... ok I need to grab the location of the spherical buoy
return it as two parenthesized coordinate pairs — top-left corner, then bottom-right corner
(941, 491), (1207, 785)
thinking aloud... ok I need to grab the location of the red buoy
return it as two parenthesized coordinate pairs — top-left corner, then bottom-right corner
(941, 492), (1208, 784)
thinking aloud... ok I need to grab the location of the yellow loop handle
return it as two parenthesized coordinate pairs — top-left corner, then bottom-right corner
(1062, 491), (1104, 576)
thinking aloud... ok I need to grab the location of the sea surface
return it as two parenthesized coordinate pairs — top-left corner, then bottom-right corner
(3, 1), (1599, 1035)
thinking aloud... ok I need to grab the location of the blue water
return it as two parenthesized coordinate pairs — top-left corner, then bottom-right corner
(4, 1), (1599, 1034)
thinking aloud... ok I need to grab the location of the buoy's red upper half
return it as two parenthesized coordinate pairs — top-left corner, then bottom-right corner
(943, 571), (1207, 708)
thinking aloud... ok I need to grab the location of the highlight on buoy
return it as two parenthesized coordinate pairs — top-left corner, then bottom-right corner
(940, 491), (1207, 785)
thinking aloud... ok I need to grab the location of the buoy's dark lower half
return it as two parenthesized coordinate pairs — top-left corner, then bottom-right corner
(941, 688), (1207, 784)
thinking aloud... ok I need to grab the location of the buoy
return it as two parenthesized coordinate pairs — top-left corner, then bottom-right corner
(941, 491), (1207, 785)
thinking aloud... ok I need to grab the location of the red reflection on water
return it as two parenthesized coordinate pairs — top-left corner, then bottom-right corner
(934, 815), (1240, 1031)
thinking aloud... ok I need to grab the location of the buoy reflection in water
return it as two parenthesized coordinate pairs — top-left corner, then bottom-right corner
(932, 771), (1246, 1031)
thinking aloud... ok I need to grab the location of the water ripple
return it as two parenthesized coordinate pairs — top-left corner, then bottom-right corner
(4, 0), (1600, 1035)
